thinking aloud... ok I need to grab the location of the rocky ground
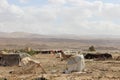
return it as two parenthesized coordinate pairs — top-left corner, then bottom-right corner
(0, 53), (120, 80)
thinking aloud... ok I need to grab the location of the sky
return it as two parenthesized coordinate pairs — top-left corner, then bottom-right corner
(0, 0), (120, 35)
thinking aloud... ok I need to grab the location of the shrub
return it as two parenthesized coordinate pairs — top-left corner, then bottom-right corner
(27, 50), (36, 55)
(89, 45), (96, 51)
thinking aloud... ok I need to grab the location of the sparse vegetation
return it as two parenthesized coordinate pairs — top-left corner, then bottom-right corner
(19, 48), (36, 55)
(27, 50), (36, 55)
(89, 45), (96, 51)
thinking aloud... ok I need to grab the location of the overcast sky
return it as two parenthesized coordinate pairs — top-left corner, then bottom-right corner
(0, 0), (120, 35)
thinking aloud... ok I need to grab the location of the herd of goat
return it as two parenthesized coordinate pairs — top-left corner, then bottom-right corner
(0, 49), (118, 74)
(84, 53), (112, 60)
(0, 49), (113, 61)
(35, 51), (111, 60)
(37, 50), (113, 60)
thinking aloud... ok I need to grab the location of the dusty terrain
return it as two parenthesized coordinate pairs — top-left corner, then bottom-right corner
(0, 38), (120, 50)
(0, 53), (120, 80)
(0, 38), (120, 80)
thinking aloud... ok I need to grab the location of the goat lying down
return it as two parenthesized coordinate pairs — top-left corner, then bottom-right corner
(19, 57), (39, 66)
(51, 50), (85, 74)
(63, 54), (85, 74)
(19, 57), (46, 73)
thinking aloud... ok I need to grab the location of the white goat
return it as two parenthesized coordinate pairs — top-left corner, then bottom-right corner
(63, 54), (85, 74)
(19, 57), (46, 73)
